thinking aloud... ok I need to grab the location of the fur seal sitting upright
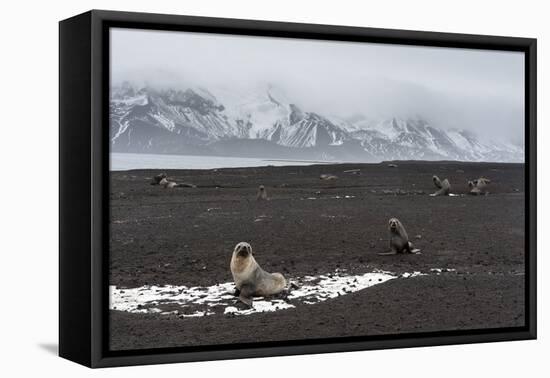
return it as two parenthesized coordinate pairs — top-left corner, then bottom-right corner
(431, 175), (451, 196)
(230, 242), (287, 307)
(150, 173), (167, 185)
(468, 177), (491, 195)
(256, 185), (268, 200)
(378, 218), (421, 255)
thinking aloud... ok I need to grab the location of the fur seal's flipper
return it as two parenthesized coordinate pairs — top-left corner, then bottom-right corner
(238, 295), (253, 307)
(174, 182), (197, 188)
(408, 242), (421, 254)
(430, 188), (445, 196)
(406, 242), (420, 255)
(378, 251), (397, 256)
(237, 284), (255, 307)
(234, 296), (253, 309)
(433, 175), (443, 189)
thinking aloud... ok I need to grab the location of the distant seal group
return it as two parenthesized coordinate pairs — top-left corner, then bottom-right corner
(230, 242), (287, 307)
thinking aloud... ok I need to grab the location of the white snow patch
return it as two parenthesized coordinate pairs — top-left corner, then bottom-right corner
(151, 113), (176, 132)
(305, 195), (355, 200)
(109, 268), (449, 317)
(430, 268), (456, 274)
(399, 271), (425, 278)
(286, 271), (395, 303)
(111, 94), (148, 106)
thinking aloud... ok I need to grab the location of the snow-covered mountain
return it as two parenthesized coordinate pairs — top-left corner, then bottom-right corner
(109, 82), (524, 163)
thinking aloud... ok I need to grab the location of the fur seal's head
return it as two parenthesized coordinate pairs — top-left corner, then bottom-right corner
(233, 242), (253, 259)
(259, 185), (265, 192)
(388, 218), (400, 232)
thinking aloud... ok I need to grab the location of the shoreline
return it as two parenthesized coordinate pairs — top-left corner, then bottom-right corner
(110, 155), (526, 172)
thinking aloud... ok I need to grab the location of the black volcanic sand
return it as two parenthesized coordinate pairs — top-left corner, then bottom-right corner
(109, 161), (525, 350)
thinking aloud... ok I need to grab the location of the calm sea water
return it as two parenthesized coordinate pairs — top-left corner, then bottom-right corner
(110, 153), (334, 171)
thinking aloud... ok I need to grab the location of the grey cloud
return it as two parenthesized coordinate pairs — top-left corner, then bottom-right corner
(110, 28), (524, 144)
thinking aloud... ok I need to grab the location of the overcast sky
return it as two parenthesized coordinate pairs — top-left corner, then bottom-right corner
(110, 28), (525, 144)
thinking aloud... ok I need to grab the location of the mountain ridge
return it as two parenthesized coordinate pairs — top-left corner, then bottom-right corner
(109, 83), (524, 163)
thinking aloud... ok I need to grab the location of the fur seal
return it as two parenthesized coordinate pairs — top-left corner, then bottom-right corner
(159, 178), (197, 189)
(320, 174), (338, 180)
(431, 175), (451, 196)
(378, 218), (421, 255)
(468, 177), (491, 195)
(256, 185), (268, 200)
(150, 173), (167, 185)
(159, 177), (178, 188)
(230, 242), (287, 307)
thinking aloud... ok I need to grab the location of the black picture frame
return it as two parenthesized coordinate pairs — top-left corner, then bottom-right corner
(59, 9), (537, 368)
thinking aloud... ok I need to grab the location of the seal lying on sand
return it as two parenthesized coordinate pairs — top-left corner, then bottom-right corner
(230, 242), (287, 307)
(159, 178), (178, 188)
(320, 174), (338, 180)
(378, 218), (421, 255)
(150, 173), (167, 185)
(431, 175), (451, 196)
(159, 178), (197, 189)
(256, 185), (268, 200)
(468, 177), (491, 195)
